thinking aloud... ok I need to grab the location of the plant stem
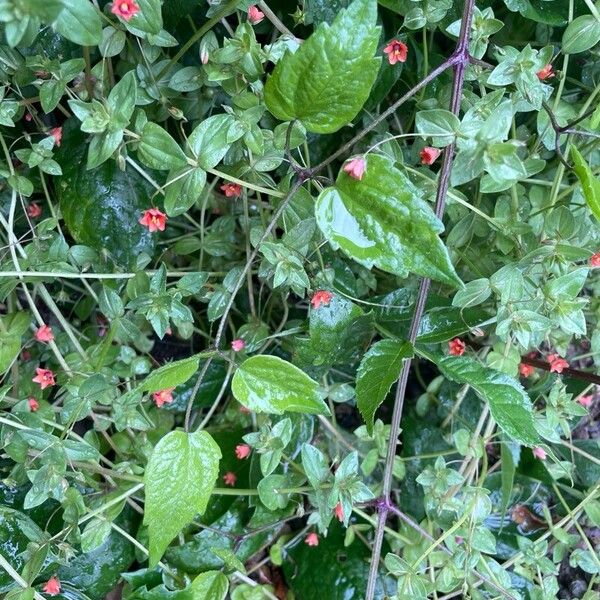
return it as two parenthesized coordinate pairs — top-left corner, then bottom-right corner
(363, 1), (476, 597)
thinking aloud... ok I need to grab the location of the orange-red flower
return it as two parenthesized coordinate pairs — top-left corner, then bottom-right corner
(32, 368), (55, 390)
(43, 576), (61, 596)
(153, 388), (175, 408)
(310, 290), (333, 309)
(49, 127), (62, 147)
(28, 398), (40, 412)
(420, 146), (441, 165)
(448, 338), (466, 356)
(519, 363), (534, 377)
(27, 202), (42, 218)
(305, 532), (319, 546)
(578, 394), (593, 408)
(220, 182), (242, 198)
(248, 5), (265, 24)
(223, 471), (237, 486)
(111, 0), (140, 21)
(537, 64), (554, 81)
(34, 324), (54, 343)
(139, 208), (167, 232)
(231, 338), (246, 352)
(590, 252), (600, 267)
(235, 444), (251, 459)
(547, 353), (568, 374)
(334, 502), (344, 523)
(343, 157), (366, 180)
(383, 40), (408, 65)
(532, 446), (547, 460)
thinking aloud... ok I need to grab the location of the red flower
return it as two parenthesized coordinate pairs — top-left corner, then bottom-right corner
(27, 202), (42, 218)
(383, 40), (408, 65)
(305, 532), (319, 546)
(420, 146), (441, 165)
(28, 398), (40, 412)
(537, 64), (554, 81)
(547, 353), (568, 374)
(43, 576), (61, 596)
(34, 324), (54, 343)
(235, 444), (251, 459)
(231, 338), (246, 352)
(343, 157), (366, 180)
(32, 368), (55, 390)
(49, 127), (62, 147)
(220, 182), (242, 198)
(153, 388), (175, 408)
(247, 5), (265, 24)
(310, 290), (333, 309)
(448, 338), (466, 356)
(111, 0), (140, 21)
(223, 471), (237, 486)
(519, 363), (534, 377)
(334, 502), (344, 523)
(590, 252), (600, 267)
(532, 446), (547, 460)
(139, 208), (167, 232)
(578, 394), (593, 408)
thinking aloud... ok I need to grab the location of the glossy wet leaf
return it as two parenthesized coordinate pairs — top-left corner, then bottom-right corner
(418, 350), (539, 446)
(190, 571), (228, 599)
(56, 120), (155, 269)
(138, 123), (188, 171)
(231, 355), (330, 415)
(356, 340), (413, 434)
(139, 354), (201, 393)
(315, 154), (462, 287)
(571, 146), (600, 222)
(54, 0), (102, 46)
(144, 430), (221, 566)
(265, 0), (380, 133)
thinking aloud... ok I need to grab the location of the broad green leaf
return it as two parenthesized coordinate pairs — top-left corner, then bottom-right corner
(191, 571), (228, 600)
(418, 350), (539, 446)
(415, 109), (460, 147)
(138, 123), (188, 171)
(164, 167), (207, 216)
(126, 0), (163, 35)
(356, 340), (413, 434)
(562, 15), (600, 54)
(231, 355), (330, 415)
(144, 430), (221, 566)
(54, 0), (102, 45)
(315, 154), (462, 287)
(571, 146), (600, 221)
(139, 354), (201, 393)
(264, 0), (380, 133)
(188, 114), (244, 170)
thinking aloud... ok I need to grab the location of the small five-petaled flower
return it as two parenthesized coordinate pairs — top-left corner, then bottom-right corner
(153, 388), (175, 408)
(334, 502), (344, 523)
(537, 64), (554, 81)
(139, 208), (167, 232)
(247, 5), (265, 24)
(578, 394), (593, 408)
(590, 252), (600, 267)
(33, 368), (56, 389)
(49, 127), (62, 147)
(111, 0), (140, 20)
(235, 444), (251, 459)
(547, 353), (568, 374)
(220, 182), (242, 198)
(420, 146), (441, 165)
(532, 447), (547, 460)
(27, 202), (42, 218)
(35, 324), (54, 343)
(310, 290), (333, 309)
(383, 40), (408, 65)
(343, 156), (366, 180)
(305, 532), (319, 546)
(519, 363), (534, 377)
(223, 471), (237, 486)
(231, 338), (246, 352)
(43, 576), (61, 596)
(28, 398), (40, 412)
(448, 338), (465, 356)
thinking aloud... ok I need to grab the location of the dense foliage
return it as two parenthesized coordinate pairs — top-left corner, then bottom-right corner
(0, 0), (600, 598)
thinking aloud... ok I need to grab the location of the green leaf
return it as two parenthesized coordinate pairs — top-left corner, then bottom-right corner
(264, 0), (380, 133)
(231, 355), (330, 415)
(164, 167), (207, 216)
(126, 0), (163, 34)
(562, 15), (600, 54)
(315, 154), (462, 287)
(417, 350), (539, 446)
(190, 571), (228, 600)
(139, 354), (201, 393)
(54, 0), (102, 45)
(415, 109), (460, 147)
(144, 430), (221, 566)
(107, 70), (137, 127)
(571, 146), (600, 221)
(138, 123), (188, 171)
(188, 114), (244, 170)
(356, 340), (413, 434)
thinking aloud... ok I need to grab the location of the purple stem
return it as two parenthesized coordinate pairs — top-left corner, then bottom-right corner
(363, 1), (476, 598)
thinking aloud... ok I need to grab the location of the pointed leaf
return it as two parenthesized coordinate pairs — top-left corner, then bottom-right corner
(417, 350), (539, 446)
(265, 0), (381, 133)
(315, 154), (462, 287)
(356, 340), (413, 434)
(139, 354), (201, 393)
(191, 571), (228, 600)
(144, 430), (221, 566)
(571, 146), (600, 222)
(231, 355), (330, 415)
(54, 0), (102, 45)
